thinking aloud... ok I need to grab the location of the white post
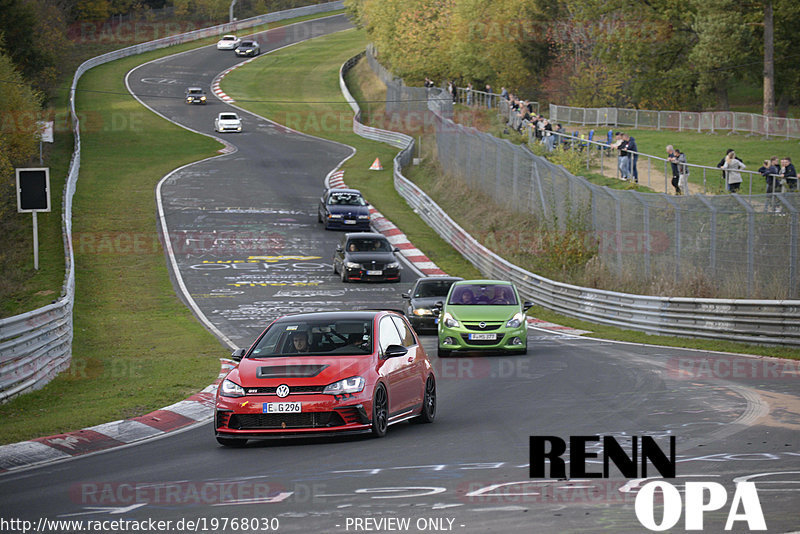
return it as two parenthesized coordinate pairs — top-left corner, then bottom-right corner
(32, 212), (39, 270)
(229, 0), (237, 23)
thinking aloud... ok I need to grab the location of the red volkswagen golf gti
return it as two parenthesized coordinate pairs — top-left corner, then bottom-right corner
(215, 311), (436, 446)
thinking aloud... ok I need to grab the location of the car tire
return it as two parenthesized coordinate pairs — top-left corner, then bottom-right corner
(415, 375), (436, 424)
(437, 347), (452, 358)
(340, 269), (348, 283)
(317, 210), (322, 223)
(216, 436), (247, 447)
(371, 384), (388, 438)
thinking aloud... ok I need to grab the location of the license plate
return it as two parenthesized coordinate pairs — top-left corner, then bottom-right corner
(263, 402), (301, 414)
(344, 220), (356, 224)
(366, 270), (382, 276)
(468, 333), (497, 341)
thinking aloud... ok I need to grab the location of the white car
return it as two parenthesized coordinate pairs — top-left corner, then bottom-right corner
(216, 35), (241, 50)
(214, 112), (242, 133)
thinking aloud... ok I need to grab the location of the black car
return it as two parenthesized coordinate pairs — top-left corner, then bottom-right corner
(333, 233), (401, 283)
(318, 188), (371, 230)
(235, 40), (260, 57)
(401, 276), (464, 333)
(185, 87), (207, 104)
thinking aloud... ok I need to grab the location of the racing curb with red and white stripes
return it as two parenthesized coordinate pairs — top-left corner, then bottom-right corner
(0, 360), (235, 473)
(325, 169), (592, 335)
(211, 55), (261, 103)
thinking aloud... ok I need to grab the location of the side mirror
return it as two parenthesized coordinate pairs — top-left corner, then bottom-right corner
(384, 344), (408, 358)
(230, 348), (246, 362)
(393, 247), (400, 253)
(432, 308), (440, 317)
(523, 301), (533, 312)
(401, 292), (410, 299)
(336, 244), (342, 252)
(434, 301), (444, 308)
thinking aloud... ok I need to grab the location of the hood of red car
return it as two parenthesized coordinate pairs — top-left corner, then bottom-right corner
(233, 355), (372, 388)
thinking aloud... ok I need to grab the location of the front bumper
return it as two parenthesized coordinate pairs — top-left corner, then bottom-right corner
(325, 218), (371, 231)
(215, 394), (372, 439)
(438, 324), (527, 352)
(186, 98), (206, 104)
(342, 265), (401, 282)
(235, 50), (257, 56)
(408, 314), (437, 333)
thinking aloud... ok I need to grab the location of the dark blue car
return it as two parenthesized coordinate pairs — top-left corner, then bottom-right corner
(318, 188), (371, 231)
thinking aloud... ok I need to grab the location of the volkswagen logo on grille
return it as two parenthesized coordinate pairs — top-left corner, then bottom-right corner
(276, 384), (290, 398)
(479, 322), (486, 329)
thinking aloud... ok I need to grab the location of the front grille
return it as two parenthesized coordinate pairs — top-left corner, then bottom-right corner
(245, 385), (325, 396)
(228, 412), (346, 430)
(464, 322), (502, 331)
(360, 262), (385, 270)
(461, 333), (505, 345)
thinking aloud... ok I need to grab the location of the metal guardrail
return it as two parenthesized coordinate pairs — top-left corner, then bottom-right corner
(342, 50), (800, 347)
(0, 1), (346, 403)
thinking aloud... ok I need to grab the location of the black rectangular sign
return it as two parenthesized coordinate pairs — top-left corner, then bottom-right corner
(16, 168), (51, 213)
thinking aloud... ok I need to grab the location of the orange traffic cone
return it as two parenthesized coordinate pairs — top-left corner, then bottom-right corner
(369, 157), (383, 170)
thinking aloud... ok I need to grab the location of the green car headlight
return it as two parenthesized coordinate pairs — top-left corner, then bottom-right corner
(443, 312), (460, 328)
(506, 312), (525, 329)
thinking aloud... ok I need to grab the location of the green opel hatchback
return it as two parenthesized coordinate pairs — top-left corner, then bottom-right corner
(436, 280), (532, 357)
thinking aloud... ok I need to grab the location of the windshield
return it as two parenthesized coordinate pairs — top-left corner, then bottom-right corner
(221, 36), (236, 41)
(249, 319), (373, 357)
(346, 238), (391, 252)
(448, 284), (517, 305)
(239, 41), (255, 47)
(328, 192), (366, 206)
(414, 279), (457, 298)
(219, 114), (238, 120)
(188, 89), (203, 94)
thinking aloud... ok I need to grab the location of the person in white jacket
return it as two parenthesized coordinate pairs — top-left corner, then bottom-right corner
(722, 150), (746, 193)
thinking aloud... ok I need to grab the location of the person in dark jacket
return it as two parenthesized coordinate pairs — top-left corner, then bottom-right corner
(623, 133), (638, 182)
(778, 157), (797, 192)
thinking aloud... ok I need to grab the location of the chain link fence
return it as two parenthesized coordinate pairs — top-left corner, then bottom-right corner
(550, 104), (800, 140)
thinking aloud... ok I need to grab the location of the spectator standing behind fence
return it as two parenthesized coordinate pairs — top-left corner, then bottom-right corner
(717, 149), (742, 192)
(722, 150), (746, 193)
(617, 133), (630, 180)
(623, 133), (639, 183)
(485, 84), (492, 108)
(465, 82), (473, 106)
(500, 86), (508, 101)
(666, 145), (681, 194)
(779, 157), (797, 192)
(760, 157), (780, 211)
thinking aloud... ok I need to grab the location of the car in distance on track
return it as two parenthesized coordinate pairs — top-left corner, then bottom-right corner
(437, 280), (532, 357)
(214, 112), (242, 133)
(333, 232), (401, 283)
(235, 40), (260, 57)
(214, 310), (436, 446)
(402, 276), (463, 333)
(185, 87), (207, 105)
(216, 34), (241, 50)
(318, 188), (371, 231)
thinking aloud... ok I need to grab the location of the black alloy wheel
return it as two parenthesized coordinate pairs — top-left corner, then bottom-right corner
(371, 385), (388, 437)
(416, 375), (436, 423)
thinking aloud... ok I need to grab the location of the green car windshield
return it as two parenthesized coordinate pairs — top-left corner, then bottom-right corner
(249, 319), (373, 358)
(448, 284), (517, 305)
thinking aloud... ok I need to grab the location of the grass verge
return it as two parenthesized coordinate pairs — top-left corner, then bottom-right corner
(0, 10), (345, 445)
(224, 31), (800, 361)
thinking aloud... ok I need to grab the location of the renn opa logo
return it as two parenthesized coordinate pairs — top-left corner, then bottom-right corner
(530, 436), (766, 531)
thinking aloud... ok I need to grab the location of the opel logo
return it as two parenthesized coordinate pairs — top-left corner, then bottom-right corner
(276, 384), (290, 398)
(479, 322), (486, 329)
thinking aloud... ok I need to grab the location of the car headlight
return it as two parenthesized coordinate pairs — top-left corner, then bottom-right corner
(328, 214), (343, 219)
(386, 262), (400, 269)
(220, 379), (245, 398)
(200, 96), (206, 101)
(357, 215), (370, 220)
(413, 308), (433, 316)
(443, 312), (460, 328)
(506, 312), (525, 329)
(323, 376), (365, 395)
(344, 261), (360, 269)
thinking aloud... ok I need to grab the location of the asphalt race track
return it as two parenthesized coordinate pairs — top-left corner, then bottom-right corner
(0, 14), (798, 534)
